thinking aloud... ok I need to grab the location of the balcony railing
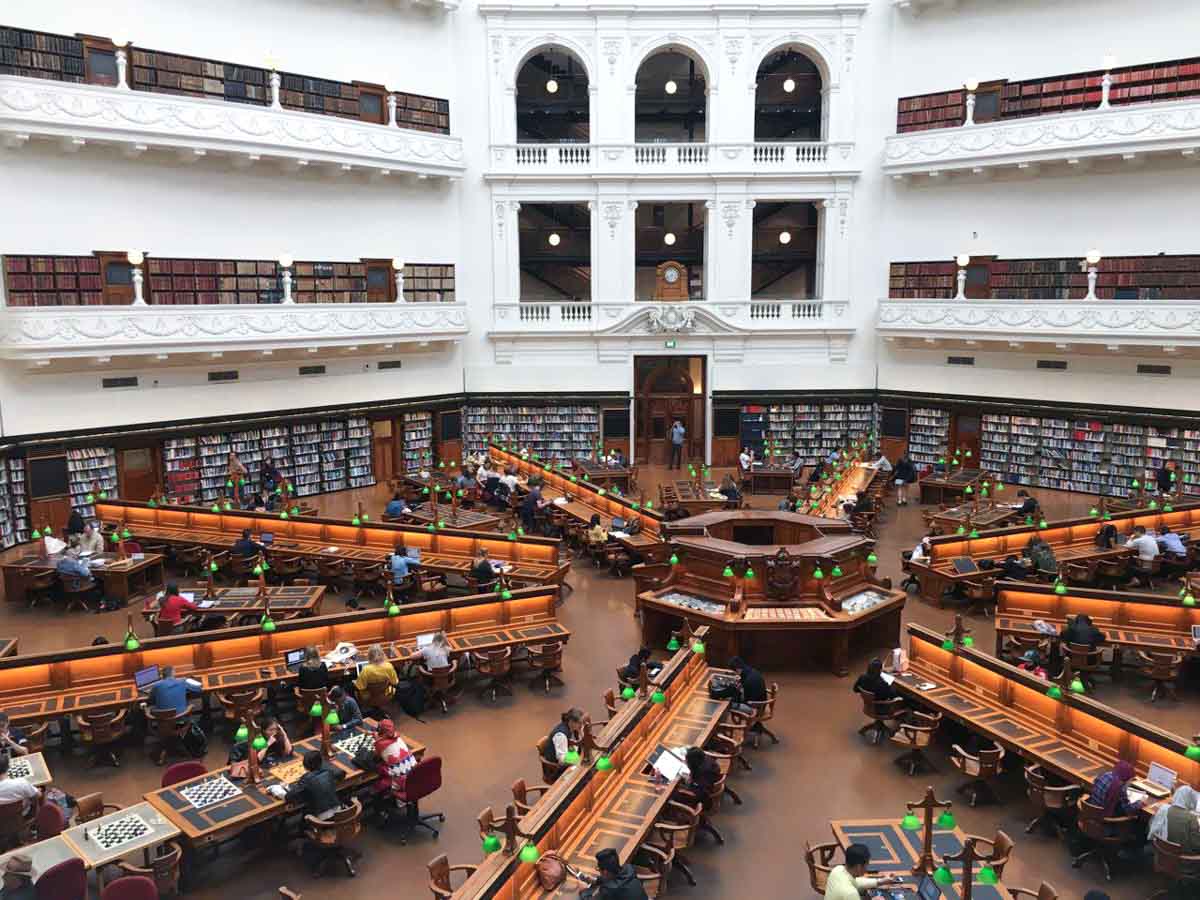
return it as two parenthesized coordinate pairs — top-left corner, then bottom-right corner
(488, 141), (856, 178)
(0, 75), (465, 177)
(876, 297), (1200, 349)
(492, 299), (848, 335)
(884, 96), (1200, 178)
(0, 301), (468, 361)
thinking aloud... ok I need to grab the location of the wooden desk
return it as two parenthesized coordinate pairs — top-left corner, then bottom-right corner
(545, 497), (660, 556)
(141, 585), (325, 622)
(829, 819), (1012, 899)
(145, 727), (424, 846)
(661, 480), (725, 514)
(747, 465), (795, 494)
(893, 623), (1199, 819)
(95, 500), (568, 588)
(62, 800), (181, 868)
(0, 835), (80, 875)
(1, 552), (165, 605)
(7, 751), (51, 787)
(0, 586), (562, 726)
(994, 581), (1200, 655)
(920, 469), (984, 505)
(931, 503), (1024, 534)
(573, 460), (632, 493)
(402, 502), (503, 531)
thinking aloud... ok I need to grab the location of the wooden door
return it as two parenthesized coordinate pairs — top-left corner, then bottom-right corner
(118, 447), (159, 500)
(952, 413), (982, 463)
(633, 356), (706, 466)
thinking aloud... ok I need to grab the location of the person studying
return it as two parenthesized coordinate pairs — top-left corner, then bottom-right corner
(472, 548), (500, 591)
(156, 582), (200, 628)
(354, 644), (398, 700)
(78, 521), (104, 554)
(390, 543), (422, 584)
(232, 528), (265, 557)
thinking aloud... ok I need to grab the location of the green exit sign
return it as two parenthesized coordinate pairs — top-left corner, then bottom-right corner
(664, 339), (677, 349)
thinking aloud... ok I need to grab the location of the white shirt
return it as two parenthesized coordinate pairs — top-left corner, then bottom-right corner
(1128, 533), (1160, 561)
(911, 541), (929, 562)
(501, 474), (518, 492)
(476, 467), (490, 485)
(739, 452), (753, 470)
(1159, 532), (1186, 556)
(78, 530), (104, 554)
(876, 455), (893, 472)
(0, 776), (38, 812)
(823, 865), (879, 900)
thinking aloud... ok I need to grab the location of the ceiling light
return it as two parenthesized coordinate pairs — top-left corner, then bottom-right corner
(546, 79), (558, 94)
(1086, 248), (1101, 265)
(664, 232), (676, 246)
(278, 254), (293, 269)
(779, 231), (792, 245)
(548, 232), (561, 247)
(783, 78), (796, 93)
(392, 258), (404, 270)
(127, 249), (144, 266)
(956, 253), (970, 268)
(665, 80), (677, 95)
(1102, 53), (1116, 71)
(964, 79), (979, 92)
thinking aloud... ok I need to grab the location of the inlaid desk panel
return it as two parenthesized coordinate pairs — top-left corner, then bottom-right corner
(403, 503), (503, 531)
(2, 552), (165, 604)
(142, 585), (325, 621)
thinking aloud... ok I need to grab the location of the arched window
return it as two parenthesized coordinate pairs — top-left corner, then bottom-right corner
(516, 48), (589, 143)
(635, 49), (707, 143)
(755, 48), (823, 141)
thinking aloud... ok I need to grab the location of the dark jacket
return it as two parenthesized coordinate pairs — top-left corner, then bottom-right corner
(66, 510), (86, 536)
(1062, 619), (1104, 648)
(1156, 467), (1174, 494)
(738, 666), (767, 704)
(297, 662), (330, 690)
(284, 764), (345, 816)
(232, 537), (263, 558)
(1019, 496), (1039, 515)
(853, 672), (896, 701)
(581, 864), (648, 900)
(541, 722), (571, 763)
(1168, 806), (1200, 878)
(473, 559), (498, 586)
(894, 459), (917, 483)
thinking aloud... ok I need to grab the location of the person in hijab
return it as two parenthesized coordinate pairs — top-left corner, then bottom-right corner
(1150, 785), (1200, 877)
(1088, 761), (1141, 818)
(372, 719), (416, 799)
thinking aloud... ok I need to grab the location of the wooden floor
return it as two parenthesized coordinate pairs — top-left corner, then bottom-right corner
(0, 468), (1190, 898)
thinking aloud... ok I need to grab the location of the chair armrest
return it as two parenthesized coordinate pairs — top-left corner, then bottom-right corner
(114, 860), (151, 877)
(950, 744), (977, 762)
(961, 834), (995, 853)
(448, 865), (479, 876)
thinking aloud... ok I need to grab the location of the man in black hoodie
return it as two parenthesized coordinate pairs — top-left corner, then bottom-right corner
(581, 848), (648, 899)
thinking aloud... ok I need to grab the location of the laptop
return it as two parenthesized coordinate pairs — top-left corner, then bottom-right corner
(951, 557), (979, 575)
(915, 875), (942, 900)
(416, 633), (435, 650)
(259, 532), (275, 546)
(1130, 762), (1177, 799)
(134, 665), (162, 694)
(647, 745), (688, 782)
(409, 547), (421, 562)
(283, 648), (307, 671)
(611, 517), (627, 530)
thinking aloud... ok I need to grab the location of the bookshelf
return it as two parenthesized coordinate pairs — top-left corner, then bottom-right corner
(740, 407), (769, 460)
(1037, 416), (1072, 490)
(146, 258), (281, 305)
(130, 48), (268, 105)
(0, 26), (87, 83)
(908, 407), (949, 468)
(464, 404), (600, 460)
(402, 411), (434, 473)
(319, 420), (349, 493)
(290, 424), (322, 497)
(346, 417), (375, 489)
(294, 261), (368, 304)
(163, 437), (200, 503)
(0, 459), (29, 549)
(228, 428), (263, 495)
(66, 447), (118, 519)
(2, 255), (104, 307)
(895, 89), (965, 133)
(753, 402), (876, 466)
(887, 261), (957, 299)
(403, 265), (457, 303)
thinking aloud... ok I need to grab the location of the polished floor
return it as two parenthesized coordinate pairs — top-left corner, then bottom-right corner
(0, 467), (1190, 898)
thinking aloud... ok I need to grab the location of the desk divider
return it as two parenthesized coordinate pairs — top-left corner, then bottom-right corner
(995, 581), (1200, 635)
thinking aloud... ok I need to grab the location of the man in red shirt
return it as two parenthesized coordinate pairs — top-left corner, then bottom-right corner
(157, 582), (200, 628)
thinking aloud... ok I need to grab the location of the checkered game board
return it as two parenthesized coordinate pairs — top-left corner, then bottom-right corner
(87, 813), (152, 851)
(180, 775), (243, 810)
(5, 757), (33, 780)
(333, 732), (375, 757)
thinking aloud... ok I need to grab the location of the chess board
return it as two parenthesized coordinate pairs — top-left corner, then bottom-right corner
(6, 757), (33, 780)
(88, 813), (152, 851)
(180, 775), (243, 810)
(745, 606), (831, 621)
(333, 731), (375, 758)
(269, 756), (307, 785)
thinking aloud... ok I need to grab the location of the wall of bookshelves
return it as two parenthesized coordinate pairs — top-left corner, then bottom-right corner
(319, 421), (349, 493)
(908, 407), (950, 468)
(347, 417), (375, 489)
(0, 459), (29, 549)
(402, 412), (434, 473)
(66, 447), (118, 520)
(289, 424), (322, 496)
(464, 405), (600, 459)
(751, 402), (878, 465)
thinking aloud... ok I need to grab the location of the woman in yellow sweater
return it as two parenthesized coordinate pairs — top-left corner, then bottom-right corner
(354, 644), (398, 700)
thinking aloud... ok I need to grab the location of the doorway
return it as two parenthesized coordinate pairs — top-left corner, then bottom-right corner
(118, 448), (159, 500)
(951, 413), (981, 465)
(634, 356), (706, 466)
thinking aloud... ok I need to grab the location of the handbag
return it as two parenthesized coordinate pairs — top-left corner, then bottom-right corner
(534, 851), (568, 890)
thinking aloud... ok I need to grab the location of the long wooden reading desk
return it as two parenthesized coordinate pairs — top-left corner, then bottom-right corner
(573, 459), (632, 493)
(141, 584), (326, 622)
(403, 502), (505, 531)
(95, 500), (568, 588)
(993, 580), (1200, 656)
(452, 627), (731, 898)
(0, 586), (566, 727)
(919, 468), (984, 505)
(894, 624), (1199, 816)
(746, 463), (795, 494)
(660, 479), (725, 514)
(907, 502), (1200, 604)
(1, 550), (165, 604)
(930, 501), (1024, 535)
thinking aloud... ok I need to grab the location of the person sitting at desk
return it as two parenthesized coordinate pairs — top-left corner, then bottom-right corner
(472, 548), (500, 591)
(994, 555), (1031, 581)
(297, 645), (330, 690)
(156, 582), (200, 629)
(1016, 490), (1039, 517)
(852, 658), (896, 701)
(620, 647), (658, 682)
(521, 487), (546, 533)
(680, 747), (721, 802)
(807, 460), (825, 484)
(0, 756), (39, 817)
(372, 718), (417, 805)
(788, 449), (804, 476)
(1150, 786), (1200, 878)
(824, 843), (898, 900)
(475, 463), (492, 487)
(327, 686), (364, 734)
(1127, 525), (1160, 561)
(390, 543), (422, 586)
(910, 537), (932, 563)
(1017, 649), (1049, 679)
(1024, 535), (1057, 575)
(0, 854), (37, 900)
(260, 458), (282, 493)
(148, 665), (202, 717)
(1089, 760), (1142, 817)
(232, 529), (264, 557)
(355, 644), (398, 700)
(580, 848), (648, 900)
(78, 522), (104, 555)
(543, 707), (585, 765)
(268, 750), (345, 825)
(1155, 459), (1178, 495)
(728, 656), (766, 704)
(384, 493), (409, 518)
(248, 488), (276, 513)
(55, 547), (92, 579)
(1158, 526), (1187, 559)
(738, 447), (754, 471)
(611, 448), (626, 467)
(586, 514), (609, 544)
(501, 467), (519, 494)
(66, 508), (85, 538)
(0, 714), (28, 757)
(718, 474), (741, 503)
(777, 490), (800, 513)
(254, 717), (293, 764)
(1062, 613), (1104, 649)
(893, 454), (917, 506)
(419, 631), (452, 670)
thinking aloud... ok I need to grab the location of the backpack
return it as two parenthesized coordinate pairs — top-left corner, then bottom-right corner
(183, 722), (208, 757)
(395, 675), (427, 720)
(709, 675), (742, 702)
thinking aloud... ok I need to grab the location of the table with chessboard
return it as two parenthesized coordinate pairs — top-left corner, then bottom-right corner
(61, 801), (181, 869)
(143, 726), (425, 847)
(5, 751), (51, 787)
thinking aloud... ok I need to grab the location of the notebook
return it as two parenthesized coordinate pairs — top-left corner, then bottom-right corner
(648, 745), (688, 782)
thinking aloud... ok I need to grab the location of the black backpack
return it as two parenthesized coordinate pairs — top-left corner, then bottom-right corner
(395, 672), (427, 721)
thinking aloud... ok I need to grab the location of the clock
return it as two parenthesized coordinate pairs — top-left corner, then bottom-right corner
(655, 260), (689, 301)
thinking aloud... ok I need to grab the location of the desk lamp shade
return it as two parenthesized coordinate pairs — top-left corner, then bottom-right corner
(517, 527), (525, 536)
(235, 724), (249, 742)
(900, 813), (921, 831)
(722, 565), (735, 578)
(651, 691), (666, 704)
(830, 565), (843, 578)
(121, 528), (131, 539)
(211, 505), (220, 514)
(646, 501), (653, 509)
(309, 702), (323, 717)
(226, 480), (234, 489)
(148, 499), (156, 508)
(867, 552), (878, 565)
(124, 634), (140, 651)
(812, 566), (825, 580)
(280, 511), (288, 520)
(99, 490), (108, 499)
(253, 564), (263, 576)
(692, 641), (705, 655)
(110, 532), (119, 543)
(1046, 685), (1063, 699)
(1090, 507), (1099, 517)
(210, 561), (219, 573)
(482, 834), (502, 854)
(508, 531), (517, 540)
(519, 844), (541, 864)
(324, 710), (340, 726)
(1069, 677), (1086, 694)
(563, 749), (581, 766)
(1149, 500), (1159, 510)
(956, 525), (966, 536)
(978, 866), (998, 885)
(252, 735), (268, 751)
(501, 589), (513, 600)
(1165, 504), (1174, 512)
(1186, 744), (1200, 761)
(968, 529), (979, 539)
(352, 516), (361, 526)
(666, 636), (680, 651)
(1054, 580), (1068, 595)
(669, 554), (679, 566)
(1184, 594), (1197, 607)
(745, 567), (756, 579)
(941, 639), (955, 651)
(964, 485), (973, 495)
(595, 756), (613, 771)
(224, 502), (232, 511)
(388, 603), (401, 616)
(86, 492), (95, 503)
(1038, 519), (1048, 529)
(933, 865), (954, 886)
(961, 636), (974, 647)
(936, 810), (955, 829)
(622, 686), (636, 700)
(1024, 516), (1033, 526)
(995, 482), (1004, 491)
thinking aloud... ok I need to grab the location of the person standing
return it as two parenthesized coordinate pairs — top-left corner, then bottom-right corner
(893, 454), (917, 506)
(669, 420), (685, 470)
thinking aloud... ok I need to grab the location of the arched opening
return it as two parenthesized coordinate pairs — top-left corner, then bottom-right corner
(635, 202), (705, 300)
(518, 202), (591, 302)
(516, 47), (589, 143)
(755, 48), (823, 141)
(635, 49), (707, 143)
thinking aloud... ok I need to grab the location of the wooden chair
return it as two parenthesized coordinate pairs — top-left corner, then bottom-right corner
(746, 682), (780, 747)
(964, 575), (997, 617)
(1151, 836), (1200, 899)
(99, 840), (183, 896)
(1000, 635), (1049, 665)
(316, 557), (348, 595)
(73, 792), (121, 823)
(0, 798), (34, 851)
(215, 688), (266, 734)
(35, 801), (66, 838)
(303, 798), (364, 878)
(21, 568), (56, 609)
(654, 800), (701, 887)
(21, 720), (49, 754)
(174, 546), (207, 577)
(74, 709), (129, 768)
(890, 709), (941, 776)
(419, 661), (460, 714)
(228, 555), (257, 586)
(360, 679), (393, 719)
(604, 688), (619, 719)
(716, 711), (754, 772)
(701, 734), (744, 806)
(526, 641), (565, 693)
(1072, 797), (1139, 880)
(268, 554), (304, 585)
(1135, 650), (1183, 702)
(964, 830), (1014, 878)
(1063, 641), (1106, 691)
(161, 761), (206, 787)
(616, 666), (639, 695)
(536, 737), (567, 784)
(633, 840), (673, 898)
(61, 574), (98, 613)
(1130, 555), (1162, 589)
(510, 778), (552, 816)
(349, 562), (385, 606)
(805, 841), (839, 894)
(1007, 884), (1058, 900)
(950, 742), (1006, 806)
(857, 690), (904, 745)
(1095, 557), (1128, 590)
(473, 648), (514, 702)
(427, 854), (477, 899)
(145, 707), (190, 766)
(150, 612), (188, 637)
(1063, 560), (1097, 588)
